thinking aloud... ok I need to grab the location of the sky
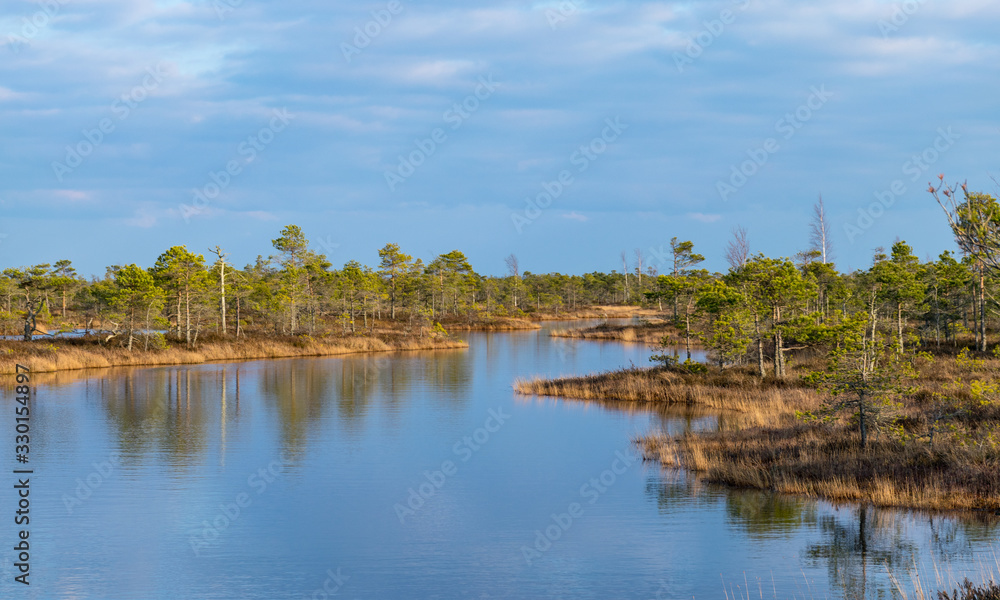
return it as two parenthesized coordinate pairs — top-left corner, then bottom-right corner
(0, 0), (998, 278)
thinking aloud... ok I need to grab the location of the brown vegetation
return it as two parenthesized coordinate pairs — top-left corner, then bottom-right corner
(517, 354), (1000, 512)
(528, 305), (663, 321)
(0, 333), (467, 374)
(548, 319), (682, 344)
(441, 316), (541, 331)
(515, 365), (802, 421)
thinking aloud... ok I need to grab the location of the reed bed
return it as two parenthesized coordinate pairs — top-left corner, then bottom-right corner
(441, 317), (541, 331)
(518, 356), (1000, 512)
(528, 306), (663, 321)
(515, 365), (811, 425)
(549, 320), (678, 343)
(0, 334), (468, 374)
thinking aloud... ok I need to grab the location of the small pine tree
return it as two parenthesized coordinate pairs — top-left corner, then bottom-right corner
(806, 312), (913, 448)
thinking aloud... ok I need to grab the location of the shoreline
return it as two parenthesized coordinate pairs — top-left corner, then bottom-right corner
(516, 361), (1000, 513)
(0, 335), (468, 375)
(442, 317), (541, 331)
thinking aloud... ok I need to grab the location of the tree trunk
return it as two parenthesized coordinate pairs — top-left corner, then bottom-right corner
(390, 278), (397, 320)
(185, 283), (191, 346)
(773, 306), (785, 378)
(897, 303), (904, 354)
(220, 261), (227, 336)
(754, 313), (765, 378)
(127, 307), (135, 352)
(684, 312), (691, 361)
(980, 272), (987, 352)
(143, 305), (152, 351)
(934, 286), (941, 350)
(858, 393), (868, 448)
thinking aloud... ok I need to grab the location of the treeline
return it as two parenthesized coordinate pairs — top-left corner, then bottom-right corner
(0, 226), (648, 348)
(651, 187), (1000, 376)
(4, 184), (997, 364)
(656, 240), (988, 373)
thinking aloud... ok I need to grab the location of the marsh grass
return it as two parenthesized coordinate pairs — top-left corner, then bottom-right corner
(441, 316), (541, 331)
(549, 319), (681, 343)
(518, 354), (1000, 511)
(0, 333), (468, 374)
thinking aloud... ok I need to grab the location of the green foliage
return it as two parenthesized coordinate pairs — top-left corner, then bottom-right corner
(649, 352), (708, 374)
(702, 310), (754, 368)
(808, 315), (915, 447)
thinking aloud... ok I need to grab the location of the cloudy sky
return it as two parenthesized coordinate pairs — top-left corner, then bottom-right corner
(1, 0), (997, 277)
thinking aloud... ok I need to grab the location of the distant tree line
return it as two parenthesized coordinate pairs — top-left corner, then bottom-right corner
(3, 184), (998, 369)
(0, 225), (653, 347)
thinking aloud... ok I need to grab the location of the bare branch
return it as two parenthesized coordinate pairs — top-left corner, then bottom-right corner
(809, 194), (834, 264)
(724, 226), (750, 270)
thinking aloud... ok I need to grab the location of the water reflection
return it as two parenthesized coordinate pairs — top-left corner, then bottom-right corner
(727, 490), (818, 541)
(805, 505), (919, 599)
(96, 368), (217, 463)
(646, 472), (1000, 600)
(4, 323), (999, 600)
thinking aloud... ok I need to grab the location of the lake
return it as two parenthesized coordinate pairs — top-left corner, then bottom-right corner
(1, 320), (997, 599)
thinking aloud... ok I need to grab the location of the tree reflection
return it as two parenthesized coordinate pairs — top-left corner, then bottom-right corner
(645, 471), (723, 513)
(923, 513), (1000, 564)
(805, 505), (918, 600)
(425, 348), (472, 407)
(96, 367), (216, 463)
(257, 360), (334, 452)
(725, 490), (817, 540)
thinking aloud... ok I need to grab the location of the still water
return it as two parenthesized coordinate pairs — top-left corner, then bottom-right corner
(1, 321), (997, 599)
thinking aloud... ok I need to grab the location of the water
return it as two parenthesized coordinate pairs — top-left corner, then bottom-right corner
(1, 321), (997, 599)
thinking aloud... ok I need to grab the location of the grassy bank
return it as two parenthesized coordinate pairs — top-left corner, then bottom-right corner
(528, 305), (664, 321)
(441, 316), (541, 331)
(0, 334), (468, 374)
(548, 319), (683, 344)
(517, 356), (1000, 512)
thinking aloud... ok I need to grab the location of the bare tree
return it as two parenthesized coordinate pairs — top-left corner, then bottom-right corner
(504, 253), (520, 309)
(620, 251), (629, 302)
(930, 178), (1000, 271)
(929, 179), (1000, 352)
(633, 248), (644, 288)
(810, 195), (834, 264)
(724, 226), (751, 270)
(209, 246), (229, 335)
(22, 298), (46, 342)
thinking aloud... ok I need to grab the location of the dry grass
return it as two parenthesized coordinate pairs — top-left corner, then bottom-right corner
(549, 319), (680, 343)
(515, 365), (808, 424)
(442, 316), (541, 331)
(638, 422), (1000, 511)
(519, 353), (1000, 512)
(0, 334), (468, 374)
(528, 305), (663, 321)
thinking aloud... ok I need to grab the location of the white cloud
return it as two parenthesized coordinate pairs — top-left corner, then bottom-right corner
(688, 212), (722, 223)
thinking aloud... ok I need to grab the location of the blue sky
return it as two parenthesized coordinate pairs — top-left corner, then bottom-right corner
(1, 0), (998, 277)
